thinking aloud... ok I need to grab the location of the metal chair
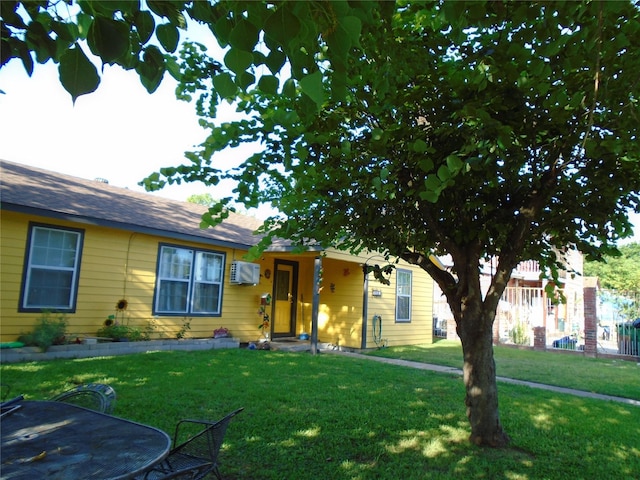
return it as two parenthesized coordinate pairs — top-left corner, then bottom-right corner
(140, 407), (244, 480)
(85, 383), (117, 413)
(50, 383), (116, 414)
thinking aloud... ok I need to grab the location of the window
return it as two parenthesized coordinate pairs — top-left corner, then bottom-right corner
(21, 224), (83, 312)
(396, 269), (412, 322)
(154, 245), (225, 315)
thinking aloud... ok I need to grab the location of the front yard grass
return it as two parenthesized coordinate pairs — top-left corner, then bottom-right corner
(367, 339), (640, 400)
(2, 348), (639, 479)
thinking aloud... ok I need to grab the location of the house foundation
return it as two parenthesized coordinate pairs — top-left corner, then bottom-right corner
(0, 338), (239, 364)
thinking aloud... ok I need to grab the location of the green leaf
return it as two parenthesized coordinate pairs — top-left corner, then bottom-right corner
(224, 48), (253, 75)
(134, 10), (155, 44)
(438, 165), (451, 183)
(282, 78), (297, 98)
(213, 16), (233, 46)
(237, 71), (256, 90)
(26, 20), (55, 63)
(326, 22), (351, 56)
(299, 71), (326, 108)
(50, 21), (76, 44)
(418, 158), (434, 172)
(413, 139), (428, 153)
(258, 75), (279, 94)
(229, 18), (259, 52)
(76, 13), (93, 38)
(419, 190), (439, 203)
(156, 23), (179, 53)
(147, 0), (185, 27)
(445, 155), (463, 173)
(264, 6), (300, 46)
(189, 0), (214, 24)
(14, 39), (34, 75)
(136, 45), (165, 93)
(265, 49), (286, 74)
(1, 3), (27, 29)
(88, 17), (130, 63)
(58, 45), (100, 103)
(213, 72), (237, 99)
(424, 174), (441, 191)
(89, 0), (133, 16)
(371, 128), (384, 141)
(340, 16), (362, 48)
(165, 56), (180, 80)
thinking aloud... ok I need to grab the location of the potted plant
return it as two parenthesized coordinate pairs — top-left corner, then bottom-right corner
(213, 326), (230, 338)
(258, 315), (270, 341)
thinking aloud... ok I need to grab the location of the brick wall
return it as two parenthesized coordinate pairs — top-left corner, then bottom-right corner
(533, 326), (546, 350)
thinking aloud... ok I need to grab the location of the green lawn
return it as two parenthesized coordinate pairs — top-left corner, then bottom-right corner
(368, 339), (640, 400)
(2, 347), (639, 479)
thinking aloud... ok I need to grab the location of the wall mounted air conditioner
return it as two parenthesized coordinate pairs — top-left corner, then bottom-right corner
(229, 261), (260, 285)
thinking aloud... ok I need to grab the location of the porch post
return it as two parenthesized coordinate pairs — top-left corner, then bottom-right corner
(361, 268), (369, 349)
(310, 256), (322, 355)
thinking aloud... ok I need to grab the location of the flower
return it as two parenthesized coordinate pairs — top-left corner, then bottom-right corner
(104, 316), (115, 327)
(116, 299), (128, 311)
(213, 326), (229, 338)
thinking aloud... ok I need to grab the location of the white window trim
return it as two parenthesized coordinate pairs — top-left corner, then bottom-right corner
(396, 269), (412, 323)
(154, 244), (225, 316)
(21, 224), (83, 312)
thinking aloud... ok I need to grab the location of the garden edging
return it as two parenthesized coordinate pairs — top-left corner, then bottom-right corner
(0, 338), (239, 364)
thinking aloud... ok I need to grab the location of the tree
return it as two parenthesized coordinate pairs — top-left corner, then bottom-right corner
(1, 0), (371, 103)
(4, 1), (640, 447)
(584, 243), (640, 292)
(186, 193), (217, 207)
(585, 242), (640, 323)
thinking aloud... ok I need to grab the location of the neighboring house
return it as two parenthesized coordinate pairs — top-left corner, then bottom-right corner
(0, 160), (434, 349)
(432, 251), (585, 345)
(499, 251), (584, 339)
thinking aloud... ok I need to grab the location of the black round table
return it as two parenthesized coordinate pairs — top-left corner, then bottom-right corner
(1, 400), (171, 479)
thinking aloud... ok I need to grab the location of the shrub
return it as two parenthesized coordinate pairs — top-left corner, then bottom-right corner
(97, 316), (154, 342)
(18, 312), (68, 351)
(509, 321), (530, 345)
(176, 318), (191, 339)
(97, 322), (131, 341)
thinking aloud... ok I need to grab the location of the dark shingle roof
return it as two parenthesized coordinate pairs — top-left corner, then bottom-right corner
(0, 160), (265, 249)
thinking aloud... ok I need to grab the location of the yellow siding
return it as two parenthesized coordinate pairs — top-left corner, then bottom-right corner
(316, 255), (434, 349)
(317, 257), (365, 348)
(1, 212), (26, 338)
(1, 211), (278, 343)
(1, 211), (433, 347)
(362, 261), (433, 348)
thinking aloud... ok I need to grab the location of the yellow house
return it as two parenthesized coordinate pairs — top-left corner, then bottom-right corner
(1, 160), (433, 349)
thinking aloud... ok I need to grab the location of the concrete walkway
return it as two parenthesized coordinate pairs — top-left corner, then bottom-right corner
(322, 349), (640, 407)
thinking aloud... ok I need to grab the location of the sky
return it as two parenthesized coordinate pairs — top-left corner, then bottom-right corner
(0, 33), (638, 244)
(0, 52), (257, 204)
(0, 20), (267, 213)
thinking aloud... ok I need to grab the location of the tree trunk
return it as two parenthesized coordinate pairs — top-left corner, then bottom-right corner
(402, 249), (512, 447)
(457, 310), (511, 447)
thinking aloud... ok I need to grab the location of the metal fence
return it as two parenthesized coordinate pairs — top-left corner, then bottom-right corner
(433, 285), (639, 357)
(597, 289), (640, 356)
(497, 287), (541, 346)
